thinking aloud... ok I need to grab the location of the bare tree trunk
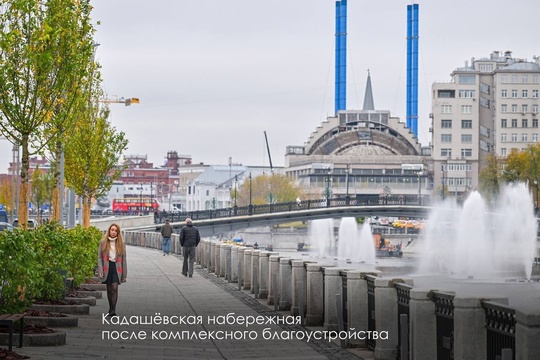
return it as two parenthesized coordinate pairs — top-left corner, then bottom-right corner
(17, 137), (30, 229)
(52, 139), (62, 222)
(82, 195), (91, 228)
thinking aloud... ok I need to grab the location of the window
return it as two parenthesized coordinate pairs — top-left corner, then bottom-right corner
(462, 120), (472, 128)
(533, 90), (539, 99)
(479, 64), (493, 72)
(501, 119), (507, 128)
(480, 83), (490, 94)
(459, 75), (476, 84)
(206, 190), (210, 196)
(501, 133), (507, 142)
(438, 90), (455, 98)
(480, 126), (490, 137)
(501, 148), (507, 156)
(461, 105), (472, 114)
(459, 90), (475, 98)
(480, 97), (490, 108)
(441, 119), (452, 128)
(522, 105), (528, 114)
(522, 75), (528, 83)
(441, 134), (452, 142)
(512, 119), (518, 127)
(534, 119), (539, 128)
(533, 105), (539, 114)
(534, 75), (539, 84)
(501, 89), (507, 98)
(441, 105), (452, 114)
(511, 133), (517, 142)
(501, 104), (507, 112)
(461, 149), (472, 157)
(522, 119), (528, 128)
(522, 89), (528, 98)
(512, 75), (518, 83)
(501, 75), (508, 83)
(522, 133), (528, 142)
(480, 140), (489, 151)
(512, 89), (518, 98)
(533, 134), (539, 142)
(461, 134), (472, 143)
(441, 148), (452, 157)
(512, 104), (518, 112)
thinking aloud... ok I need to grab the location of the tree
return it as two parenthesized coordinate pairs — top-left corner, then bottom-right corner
(501, 149), (529, 183)
(0, 0), (96, 228)
(0, 178), (13, 211)
(478, 153), (501, 203)
(235, 173), (302, 206)
(30, 166), (53, 222)
(64, 70), (128, 227)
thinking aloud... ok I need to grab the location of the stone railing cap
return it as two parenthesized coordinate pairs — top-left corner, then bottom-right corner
(516, 303), (540, 326)
(454, 296), (508, 308)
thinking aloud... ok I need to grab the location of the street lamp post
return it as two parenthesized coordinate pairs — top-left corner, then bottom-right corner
(417, 171), (422, 205)
(345, 163), (350, 205)
(441, 164), (446, 200)
(150, 182), (153, 210)
(233, 175), (238, 215)
(139, 183), (143, 215)
(249, 173), (252, 215)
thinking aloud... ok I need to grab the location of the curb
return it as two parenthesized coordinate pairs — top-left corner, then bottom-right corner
(76, 290), (102, 299)
(25, 315), (79, 328)
(31, 304), (90, 315)
(80, 283), (107, 291)
(0, 330), (66, 347)
(63, 296), (97, 306)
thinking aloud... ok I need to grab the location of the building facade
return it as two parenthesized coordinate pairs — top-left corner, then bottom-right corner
(432, 51), (540, 197)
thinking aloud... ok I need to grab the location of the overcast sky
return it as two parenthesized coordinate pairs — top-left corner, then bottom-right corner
(1, 0), (539, 172)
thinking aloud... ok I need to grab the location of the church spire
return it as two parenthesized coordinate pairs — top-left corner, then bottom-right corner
(362, 70), (375, 111)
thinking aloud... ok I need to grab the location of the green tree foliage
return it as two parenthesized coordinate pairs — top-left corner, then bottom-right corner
(478, 153), (501, 203)
(235, 173), (302, 206)
(0, 0), (96, 227)
(501, 144), (540, 207)
(64, 71), (128, 227)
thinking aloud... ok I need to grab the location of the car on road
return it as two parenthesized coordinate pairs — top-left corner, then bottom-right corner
(12, 219), (39, 229)
(0, 222), (15, 232)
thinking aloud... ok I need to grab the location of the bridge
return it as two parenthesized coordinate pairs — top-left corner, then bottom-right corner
(127, 195), (433, 237)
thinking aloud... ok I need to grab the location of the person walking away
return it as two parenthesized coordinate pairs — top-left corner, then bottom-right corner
(179, 218), (200, 277)
(97, 223), (127, 317)
(161, 219), (173, 256)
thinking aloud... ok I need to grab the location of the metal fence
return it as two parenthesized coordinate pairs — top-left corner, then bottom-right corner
(366, 275), (377, 351)
(482, 300), (516, 360)
(395, 282), (413, 360)
(432, 291), (455, 360)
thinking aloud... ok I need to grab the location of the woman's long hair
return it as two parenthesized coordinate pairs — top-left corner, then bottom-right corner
(102, 223), (125, 256)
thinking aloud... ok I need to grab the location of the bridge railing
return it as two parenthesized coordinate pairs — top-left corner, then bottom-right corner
(130, 194), (432, 224)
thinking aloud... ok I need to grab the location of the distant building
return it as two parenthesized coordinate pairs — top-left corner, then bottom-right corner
(431, 51), (540, 197)
(285, 72), (432, 201)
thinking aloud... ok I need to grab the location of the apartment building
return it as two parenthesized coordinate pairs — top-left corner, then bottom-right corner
(432, 51), (540, 197)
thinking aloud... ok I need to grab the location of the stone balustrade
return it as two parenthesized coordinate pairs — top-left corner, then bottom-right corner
(123, 233), (539, 360)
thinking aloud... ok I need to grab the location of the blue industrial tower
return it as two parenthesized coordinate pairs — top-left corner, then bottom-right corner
(406, 3), (419, 137)
(334, 0), (347, 114)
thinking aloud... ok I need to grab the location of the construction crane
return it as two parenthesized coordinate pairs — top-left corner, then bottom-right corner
(100, 96), (140, 106)
(263, 130), (273, 173)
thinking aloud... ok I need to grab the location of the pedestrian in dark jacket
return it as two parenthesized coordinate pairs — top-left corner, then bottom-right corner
(160, 219), (173, 256)
(179, 218), (200, 277)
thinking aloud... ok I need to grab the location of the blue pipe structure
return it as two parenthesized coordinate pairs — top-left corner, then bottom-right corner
(335, 0), (347, 114)
(406, 3), (419, 138)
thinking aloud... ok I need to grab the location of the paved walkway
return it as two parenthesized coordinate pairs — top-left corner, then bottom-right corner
(17, 245), (367, 360)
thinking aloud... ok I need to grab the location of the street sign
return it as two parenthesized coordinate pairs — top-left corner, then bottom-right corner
(401, 164), (423, 171)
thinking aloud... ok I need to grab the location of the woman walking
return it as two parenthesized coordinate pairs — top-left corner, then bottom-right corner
(97, 223), (128, 317)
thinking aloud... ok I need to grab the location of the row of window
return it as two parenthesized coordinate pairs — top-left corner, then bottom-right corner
(441, 134), (473, 143)
(440, 149), (472, 157)
(441, 119), (473, 128)
(500, 74), (540, 84)
(441, 178), (473, 187)
(500, 104), (539, 113)
(500, 133), (539, 143)
(501, 118), (539, 128)
(442, 164), (472, 172)
(501, 89), (539, 98)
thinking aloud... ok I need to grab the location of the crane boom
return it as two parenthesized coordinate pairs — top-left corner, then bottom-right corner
(264, 131), (273, 173)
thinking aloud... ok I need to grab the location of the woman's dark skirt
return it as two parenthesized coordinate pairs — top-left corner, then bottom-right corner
(102, 261), (120, 285)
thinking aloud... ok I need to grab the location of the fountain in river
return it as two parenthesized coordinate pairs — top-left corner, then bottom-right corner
(417, 183), (538, 280)
(309, 217), (376, 264)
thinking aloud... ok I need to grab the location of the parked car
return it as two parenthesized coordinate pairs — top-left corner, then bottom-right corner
(12, 219), (38, 229)
(0, 222), (15, 231)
